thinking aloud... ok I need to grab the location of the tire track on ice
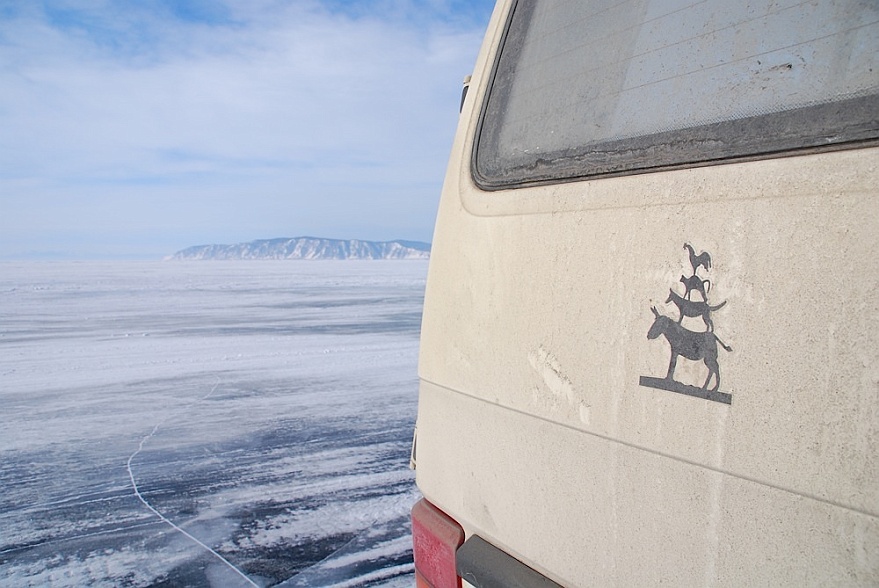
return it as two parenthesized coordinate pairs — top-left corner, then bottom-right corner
(126, 379), (259, 588)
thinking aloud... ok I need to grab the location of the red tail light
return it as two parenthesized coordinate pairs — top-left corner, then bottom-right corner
(411, 498), (465, 588)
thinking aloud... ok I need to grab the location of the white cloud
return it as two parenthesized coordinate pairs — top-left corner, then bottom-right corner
(0, 0), (492, 257)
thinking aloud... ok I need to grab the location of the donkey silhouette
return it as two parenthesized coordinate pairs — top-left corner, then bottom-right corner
(647, 307), (732, 392)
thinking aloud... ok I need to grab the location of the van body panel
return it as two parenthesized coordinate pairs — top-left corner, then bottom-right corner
(415, 381), (879, 586)
(415, 0), (879, 585)
(421, 143), (879, 516)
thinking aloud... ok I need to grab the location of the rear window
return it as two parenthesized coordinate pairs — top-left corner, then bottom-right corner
(473, 0), (879, 189)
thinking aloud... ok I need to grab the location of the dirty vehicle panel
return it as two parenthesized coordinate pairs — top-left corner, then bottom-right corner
(412, 1), (879, 586)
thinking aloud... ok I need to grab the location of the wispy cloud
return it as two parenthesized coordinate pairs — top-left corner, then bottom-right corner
(0, 0), (493, 258)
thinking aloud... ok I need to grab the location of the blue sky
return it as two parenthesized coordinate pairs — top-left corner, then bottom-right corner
(0, 0), (495, 259)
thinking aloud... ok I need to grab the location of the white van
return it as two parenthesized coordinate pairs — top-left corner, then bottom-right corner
(410, 0), (879, 586)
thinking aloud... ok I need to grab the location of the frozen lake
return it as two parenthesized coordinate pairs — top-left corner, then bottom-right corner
(0, 260), (427, 587)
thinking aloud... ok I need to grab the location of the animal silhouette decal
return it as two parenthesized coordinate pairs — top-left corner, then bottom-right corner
(684, 242), (711, 273)
(679, 274), (710, 300)
(640, 243), (733, 404)
(665, 289), (726, 332)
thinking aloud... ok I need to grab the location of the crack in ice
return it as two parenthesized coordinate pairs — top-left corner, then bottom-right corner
(126, 380), (259, 588)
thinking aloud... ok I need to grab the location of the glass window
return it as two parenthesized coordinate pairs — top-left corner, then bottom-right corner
(473, 0), (879, 188)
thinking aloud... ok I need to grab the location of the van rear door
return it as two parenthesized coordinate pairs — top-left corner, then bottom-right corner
(415, 1), (879, 586)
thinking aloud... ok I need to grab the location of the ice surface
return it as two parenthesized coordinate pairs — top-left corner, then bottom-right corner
(0, 260), (427, 587)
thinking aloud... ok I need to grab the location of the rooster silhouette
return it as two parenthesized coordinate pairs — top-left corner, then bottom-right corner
(684, 243), (711, 274)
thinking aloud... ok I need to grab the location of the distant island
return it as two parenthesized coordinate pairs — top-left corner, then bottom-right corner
(167, 237), (431, 260)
